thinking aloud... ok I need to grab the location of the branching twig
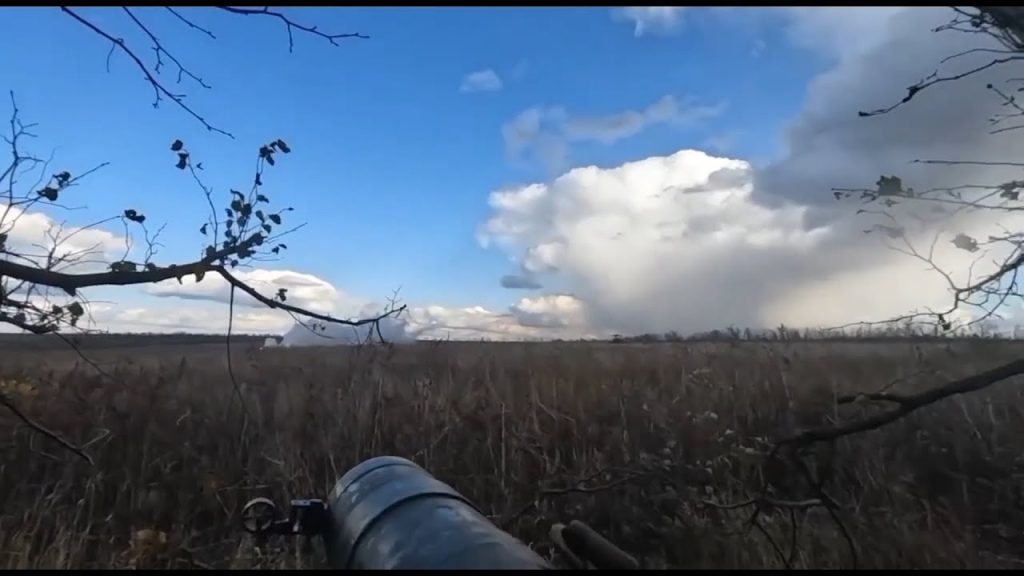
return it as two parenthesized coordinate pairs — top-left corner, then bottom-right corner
(58, 6), (368, 136)
(215, 6), (369, 52)
(700, 497), (824, 511)
(499, 466), (658, 530)
(122, 7), (212, 89)
(165, 7), (217, 40)
(60, 6), (233, 137)
(859, 55), (1024, 118)
(0, 392), (93, 465)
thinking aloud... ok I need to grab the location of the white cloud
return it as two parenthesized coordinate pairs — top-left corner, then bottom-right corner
(503, 95), (723, 172)
(614, 7), (686, 37)
(510, 293), (585, 328)
(460, 69), (503, 93)
(479, 145), (1024, 337)
(146, 268), (355, 315)
(481, 150), (836, 335)
(66, 300), (293, 334)
(0, 205), (583, 341)
(8, 7), (1024, 342)
(778, 7), (906, 63)
(281, 294), (590, 344)
(757, 7), (1018, 213)
(403, 294), (593, 341)
(1, 205), (126, 273)
(477, 6), (1024, 338)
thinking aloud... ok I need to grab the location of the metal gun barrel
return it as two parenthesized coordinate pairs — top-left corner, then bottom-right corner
(324, 456), (551, 570)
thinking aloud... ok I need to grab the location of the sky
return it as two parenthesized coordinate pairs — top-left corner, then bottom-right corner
(2, 7), (1023, 340)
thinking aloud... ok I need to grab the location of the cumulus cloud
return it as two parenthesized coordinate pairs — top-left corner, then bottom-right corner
(275, 296), (591, 344)
(758, 7), (1020, 216)
(9, 8), (1024, 342)
(460, 69), (503, 93)
(480, 145), (1024, 336)
(0, 204), (591, 340)
(1, 206), (126, 273)
(613, 7), (686, 37)
(481, 150), (839, 335)
(146, 268), (355, 315)
(503, 95), (723, 172)
(403, 294), (592, 341)
(477, 7), (1024, 338)
(80, 301), (294, 334)
(510, 293), (585, 328)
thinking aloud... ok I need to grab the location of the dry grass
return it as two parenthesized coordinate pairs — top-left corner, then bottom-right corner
(1, 339), (1023, 569)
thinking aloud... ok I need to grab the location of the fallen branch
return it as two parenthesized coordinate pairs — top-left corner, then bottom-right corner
(783, 358), (1024, 446)
(499, 467), (659, 530)
(700, 497), (824, 511)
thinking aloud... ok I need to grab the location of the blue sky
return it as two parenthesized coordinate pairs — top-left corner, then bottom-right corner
(15, 7), (977, 337)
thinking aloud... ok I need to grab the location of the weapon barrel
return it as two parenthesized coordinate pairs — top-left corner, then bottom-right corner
(324, 456), (551, 570)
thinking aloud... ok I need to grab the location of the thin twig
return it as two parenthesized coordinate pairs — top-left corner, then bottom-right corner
(0, 392), (93, 465)
(60, 6), (233, 137)
(165, 7), (217, 39)
(700, 497), (824, 511)
(782, 358), (1024, 445)
(215, 6), (368, 52)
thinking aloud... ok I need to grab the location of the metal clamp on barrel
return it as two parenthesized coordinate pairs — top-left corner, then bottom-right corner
(241, 497), (331, 537)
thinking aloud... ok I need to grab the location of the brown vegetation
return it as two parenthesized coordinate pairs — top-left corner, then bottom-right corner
(1, 339), (1023, 568)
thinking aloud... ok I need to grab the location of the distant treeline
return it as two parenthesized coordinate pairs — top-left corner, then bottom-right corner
(0, 332), (270, 351)
(2, 324), (1022, 351)
(608, 323), (1023, 344)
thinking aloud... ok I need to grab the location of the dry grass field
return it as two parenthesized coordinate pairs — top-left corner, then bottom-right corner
(0, 338), (1023, 569)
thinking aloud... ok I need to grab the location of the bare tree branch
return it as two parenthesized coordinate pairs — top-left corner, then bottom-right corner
(59, 6), (367, 137)
(122, 7), (212, 89)
(0, 392), (93, 465)
(215, 6), (369, 52)
(700, 497), (824, 511)
(859, 55), (1024, 118)
(782, 358), (1024, 446)
(1, 7), (380, 466)
(860, 7), (1024, 118)
(60, 7), (233, 138)
(164, 7), (217, 40)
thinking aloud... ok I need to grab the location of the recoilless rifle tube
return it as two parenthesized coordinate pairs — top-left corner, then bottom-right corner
(242, 455), (551, 569)
(241, 455), (638, 569)
(324, 456), (551, 569)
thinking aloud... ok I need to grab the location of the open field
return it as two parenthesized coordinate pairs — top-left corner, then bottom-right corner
(0, 338), (1023, 568)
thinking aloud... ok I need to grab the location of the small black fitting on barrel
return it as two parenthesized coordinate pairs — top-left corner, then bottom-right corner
(324, 456), (551, 570)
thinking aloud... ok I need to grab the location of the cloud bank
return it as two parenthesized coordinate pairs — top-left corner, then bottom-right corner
(478, 7), (1024, 338)
(148, 268), (352, 315)
(8, 7), (1024, 343)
